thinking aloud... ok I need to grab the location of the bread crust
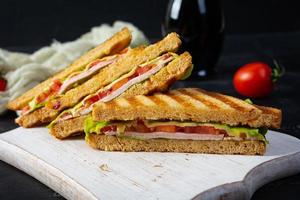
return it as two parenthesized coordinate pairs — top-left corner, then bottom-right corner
(16, 33), (182, 127)
(50, 115), (87, 139)
(86, 134), (266, 155)
(250, 105), (282, 129)
(7, 28), (132, 110)
(50, 52), (192, 138)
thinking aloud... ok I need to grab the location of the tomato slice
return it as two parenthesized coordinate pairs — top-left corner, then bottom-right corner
(134, 121), (152, 132)
(155, 125), (177, 133)
(184, 126), (218, 134)
(136, 64), (153, 76)
(35, 79), (62, 104)
(101, 125), (117, 133)
(51, 79), (62, 91)
(98, 89), (112, 99)
(127, 72), (138, 80)
(21, 105), (30, 114)
(84, 95), (100, 107)
(36, 91), (49, 103)
(112, 78), (129, 91)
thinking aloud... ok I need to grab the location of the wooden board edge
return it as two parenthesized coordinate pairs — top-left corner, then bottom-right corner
(193, 151), (300, 200)
(0, 139), (98, 200)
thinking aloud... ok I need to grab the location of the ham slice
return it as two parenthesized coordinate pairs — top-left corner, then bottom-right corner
(100, 56), (174, 102)
(58, 57), (117, 94)
(105, 131), (225, 140)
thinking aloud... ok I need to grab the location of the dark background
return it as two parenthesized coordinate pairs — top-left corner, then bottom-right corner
(1, 0), (300, 47)
(1, 0), (300, 200)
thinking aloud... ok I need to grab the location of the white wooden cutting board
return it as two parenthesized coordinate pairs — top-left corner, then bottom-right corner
(1, 128), (300, 200)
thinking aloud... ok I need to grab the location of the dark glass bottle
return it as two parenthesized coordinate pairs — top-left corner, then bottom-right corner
(162, 0), (225, 79)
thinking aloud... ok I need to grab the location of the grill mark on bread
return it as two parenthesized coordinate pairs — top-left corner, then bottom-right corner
(155, 94), (182, 108)
(168, 90), (205, 109)
(135, 95), (156, 106)
(104, 101), (118, 110)
(115, 98), (131, 107)
(149, 95), (169, 107)
(125, 96), (144, 108)
(198, 89), (249, 112)
(178, 88), (220, 109)
(167, 94), (189, 108)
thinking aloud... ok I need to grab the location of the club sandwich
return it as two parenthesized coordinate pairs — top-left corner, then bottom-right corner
(85, 88), (281, 155)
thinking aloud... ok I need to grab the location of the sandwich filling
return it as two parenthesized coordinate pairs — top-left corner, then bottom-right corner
(20, 50), (128, 116)
(84, 118), (268, 143)
(50, 53), (178, 125)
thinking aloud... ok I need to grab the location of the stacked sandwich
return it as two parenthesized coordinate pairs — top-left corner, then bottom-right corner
(8, 28), (282, 155)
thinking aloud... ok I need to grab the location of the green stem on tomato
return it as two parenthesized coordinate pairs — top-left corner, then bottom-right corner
(271, 59), (285, 83)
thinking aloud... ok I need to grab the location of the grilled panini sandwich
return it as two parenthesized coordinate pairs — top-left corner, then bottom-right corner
(13, 31), (182, 128)
(49, 49), (192, 139)
(8, 28), (131, 111)
(85, 88), (281, 155)
(9, 28), (131, 126)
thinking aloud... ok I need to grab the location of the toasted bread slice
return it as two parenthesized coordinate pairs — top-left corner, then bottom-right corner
(93, 88), (281, 128)
(7, 28), (132, 110)
(51, 115), (87, 139)
(50, 52), (193, 139)
(250, 105), (282, 129)
(16, 33), (182, 127)
(86, 134), (266, 155)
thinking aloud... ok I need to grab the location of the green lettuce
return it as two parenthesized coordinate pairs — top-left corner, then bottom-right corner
(84, 116), (109, 136)
(213, 124), (268, 143)
(26, 98), (44, 113)
(244, 98), (253, 104)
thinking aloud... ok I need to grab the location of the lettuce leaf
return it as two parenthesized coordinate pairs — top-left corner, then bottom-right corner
(244, 98), (253, 104)
(84, 116), (109, 136)
(214, 124), (268, 143)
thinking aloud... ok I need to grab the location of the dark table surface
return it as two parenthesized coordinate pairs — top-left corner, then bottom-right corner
(1, 32), (300, 199)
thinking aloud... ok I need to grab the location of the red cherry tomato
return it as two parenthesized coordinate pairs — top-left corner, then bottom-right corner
(0, 77), (7, 92)
(233, 61), (283, 98)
